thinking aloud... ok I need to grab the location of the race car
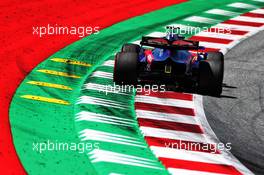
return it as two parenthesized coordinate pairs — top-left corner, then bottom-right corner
(113, 27), (224, 96)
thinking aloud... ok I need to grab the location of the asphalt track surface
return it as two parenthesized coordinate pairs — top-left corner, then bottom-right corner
(204, 31), (264, 175)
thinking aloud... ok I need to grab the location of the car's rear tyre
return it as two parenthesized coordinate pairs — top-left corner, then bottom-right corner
(121, 43), (140, 53)
(114, 52), (138, 85)
(198, 52), (224, 96)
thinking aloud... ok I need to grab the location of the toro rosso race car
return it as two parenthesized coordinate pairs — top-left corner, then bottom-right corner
(113, 27), (224, 96)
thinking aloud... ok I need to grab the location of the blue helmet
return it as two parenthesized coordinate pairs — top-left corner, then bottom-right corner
(165, 26), (184, 41)
(165, 32), (178, 41)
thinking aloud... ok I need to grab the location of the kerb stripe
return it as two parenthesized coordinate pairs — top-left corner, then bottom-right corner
(135, 102), (195, 116)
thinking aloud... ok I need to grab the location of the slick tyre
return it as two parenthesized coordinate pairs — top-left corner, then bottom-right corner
(113, 52), (138, 85)
(121, 43), (141, 53)
(198, 52), (224, 96)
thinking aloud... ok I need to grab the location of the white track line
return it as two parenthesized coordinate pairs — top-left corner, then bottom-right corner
(195, 31), (243, 40)
(136, 110), (197, 125)
(102, 60), (114, 67)
(90, 71), (113, 79)
(89, 149), (163, 169)
(184, 16), (220, 24)
(146, 32), (166, 37)
(76, 111), (135, 127)
(231, 15), (264, 23)
(227, 2), (257, 9)
(79, 129), (145, 147)
(132, 40), (141, 45)
(135, 95), (195, 109)
(168, 168), (226, 175)
(77, 96), (128, 109)
(140, 127), (207, 143)
(214, 23), (259, 31)
(205, 9), (239, 16)
(251, 9), (264, 14)
(150, 146), (230, 164)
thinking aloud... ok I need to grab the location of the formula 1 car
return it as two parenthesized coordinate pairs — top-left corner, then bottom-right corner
(113, 27), (224, 96)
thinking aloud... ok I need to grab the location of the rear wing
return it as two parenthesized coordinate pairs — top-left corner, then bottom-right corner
(140, 36), (202, 50)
